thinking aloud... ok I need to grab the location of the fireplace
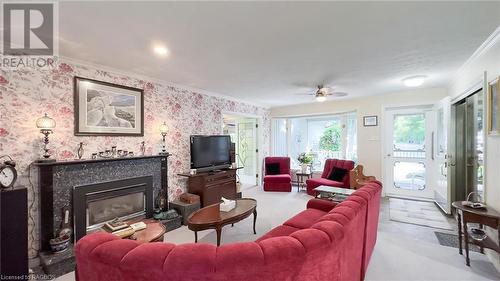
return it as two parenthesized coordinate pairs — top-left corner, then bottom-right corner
(73, 176), (154, 241)
(35, 155), (167, 252)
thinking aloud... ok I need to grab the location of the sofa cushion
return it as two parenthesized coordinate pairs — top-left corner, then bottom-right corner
(283, 208), (327, 229)
(255, 225), (300, 242)
(266, 163), (281, 175)
(264, 174), (291, 183)
(307, 199), (338, 212)
(306, 177), (343, 187)
(327, 167), (348, 182)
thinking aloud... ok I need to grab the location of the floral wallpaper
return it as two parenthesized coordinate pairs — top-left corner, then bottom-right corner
(0, 60), (270, 257)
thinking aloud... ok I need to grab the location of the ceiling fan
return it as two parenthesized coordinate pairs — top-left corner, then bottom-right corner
(296, 85), (348, 102)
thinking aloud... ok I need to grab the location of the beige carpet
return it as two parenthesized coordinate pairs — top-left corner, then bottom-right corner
(389, 197), (454, 230)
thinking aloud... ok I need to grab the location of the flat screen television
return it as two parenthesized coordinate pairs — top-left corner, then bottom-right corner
(190, 135), (231, 172)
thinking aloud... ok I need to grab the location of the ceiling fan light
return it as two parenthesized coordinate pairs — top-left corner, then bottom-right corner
(315, 95), (327, 102)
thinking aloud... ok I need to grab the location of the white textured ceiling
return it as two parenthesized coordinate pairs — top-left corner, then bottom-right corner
(59, 1), (500, 107)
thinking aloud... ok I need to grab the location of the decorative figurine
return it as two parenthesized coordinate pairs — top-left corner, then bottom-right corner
(77, 142), (85, 159)
(140, 141), (146, 156)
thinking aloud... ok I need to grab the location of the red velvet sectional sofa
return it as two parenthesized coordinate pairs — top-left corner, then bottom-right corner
(75, 181), (382, 281)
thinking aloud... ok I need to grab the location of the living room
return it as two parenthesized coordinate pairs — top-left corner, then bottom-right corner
(0, 1), (499, 281)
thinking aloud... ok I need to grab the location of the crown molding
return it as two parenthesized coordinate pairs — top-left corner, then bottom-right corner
(58, 55), (269, 109)
(456, 25), (500, 75)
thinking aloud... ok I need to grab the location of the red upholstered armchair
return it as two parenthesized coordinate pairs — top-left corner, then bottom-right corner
(263, 157), (292, 192)
(306, 159), (355, 196)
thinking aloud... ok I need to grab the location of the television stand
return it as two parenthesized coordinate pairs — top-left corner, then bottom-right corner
(178, 169), (237, 207)
(208, 169), (224, 174)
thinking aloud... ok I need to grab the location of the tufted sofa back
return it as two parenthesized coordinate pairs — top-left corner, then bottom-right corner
(321, 159), (355, 187)
(264, 157), (291, 175)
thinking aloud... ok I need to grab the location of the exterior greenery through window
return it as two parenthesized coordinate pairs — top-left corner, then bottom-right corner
(271, 112), (357, 171)
(393, 114), (425, 145)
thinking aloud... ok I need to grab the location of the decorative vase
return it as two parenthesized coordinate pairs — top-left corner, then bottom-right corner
(77, 142), (85, 159)
(156, 188), (168, 211)
(301, 164), (309, 173)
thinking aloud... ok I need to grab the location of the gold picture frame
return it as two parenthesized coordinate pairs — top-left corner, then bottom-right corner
(487, 77), (500, 136)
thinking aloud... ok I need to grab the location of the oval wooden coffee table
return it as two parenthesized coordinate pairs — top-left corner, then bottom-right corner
(187, 198), (257, 246)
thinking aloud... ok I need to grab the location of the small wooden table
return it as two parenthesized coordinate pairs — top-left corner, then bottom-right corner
(129, 219), (166, 242)
(452, 201), (500, 266)
(187, 198), (257, 246)
(295, 172), (313, 192)
(98, 218), (166, 243)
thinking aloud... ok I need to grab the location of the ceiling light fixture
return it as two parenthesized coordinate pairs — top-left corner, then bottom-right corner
(315, 95), (327, 102)
(153, 45), (169, 57)
(403, 75), (426, 87)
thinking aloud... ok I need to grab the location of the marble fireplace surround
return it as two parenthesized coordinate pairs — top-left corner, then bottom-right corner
(34, 156), (167, 252)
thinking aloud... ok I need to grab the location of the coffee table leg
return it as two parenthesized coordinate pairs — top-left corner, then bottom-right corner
(194, 231), (198, 243)
(253, 209), (257, 235)
(216, 226), (221, 246)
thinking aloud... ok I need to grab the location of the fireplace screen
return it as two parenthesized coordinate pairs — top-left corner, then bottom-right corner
(87, 191), (145, 228)
(73, 176), (154, 242)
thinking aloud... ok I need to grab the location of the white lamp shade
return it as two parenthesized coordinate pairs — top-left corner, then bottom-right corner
(159, 122), (168, 134)
(36, 113), (56, 129)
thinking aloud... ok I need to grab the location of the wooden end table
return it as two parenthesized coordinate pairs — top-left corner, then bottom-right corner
(452, 201), (500, 266)
(187, 198), (257, 246)
(98, 218), (166, 243)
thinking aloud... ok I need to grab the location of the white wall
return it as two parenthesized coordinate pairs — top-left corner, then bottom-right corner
(270, 87), (448, 182)
(447, 28), (500, 270)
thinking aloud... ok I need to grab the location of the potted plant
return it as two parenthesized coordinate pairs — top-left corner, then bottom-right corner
(297, 152), (313, 173)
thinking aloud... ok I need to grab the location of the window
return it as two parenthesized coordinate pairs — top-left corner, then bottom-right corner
(271, 112), (357, 171)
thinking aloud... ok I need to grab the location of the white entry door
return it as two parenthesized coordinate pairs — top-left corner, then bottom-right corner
(433, 97), (452, 213)
(384, 107), (435, 199)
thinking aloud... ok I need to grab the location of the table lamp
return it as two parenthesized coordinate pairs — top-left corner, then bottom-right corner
(36, 113), (56, 161)
(159, 122), (168, 155)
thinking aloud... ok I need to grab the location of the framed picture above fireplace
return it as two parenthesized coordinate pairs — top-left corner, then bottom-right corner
(74, 76), (144, 136)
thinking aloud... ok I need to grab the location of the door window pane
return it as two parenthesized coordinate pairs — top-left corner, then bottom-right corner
(437, 108), (446, 154)
(394, 161), (426, 190)
(393, 114), (425, 158)
(238, 121), (256, 177)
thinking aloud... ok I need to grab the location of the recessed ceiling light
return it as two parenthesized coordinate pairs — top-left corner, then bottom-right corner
(153, 45), (169, 57)
(403, 75), (426, 87)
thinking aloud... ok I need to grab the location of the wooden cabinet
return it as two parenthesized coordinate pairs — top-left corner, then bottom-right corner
(180, 169), (237, 207)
